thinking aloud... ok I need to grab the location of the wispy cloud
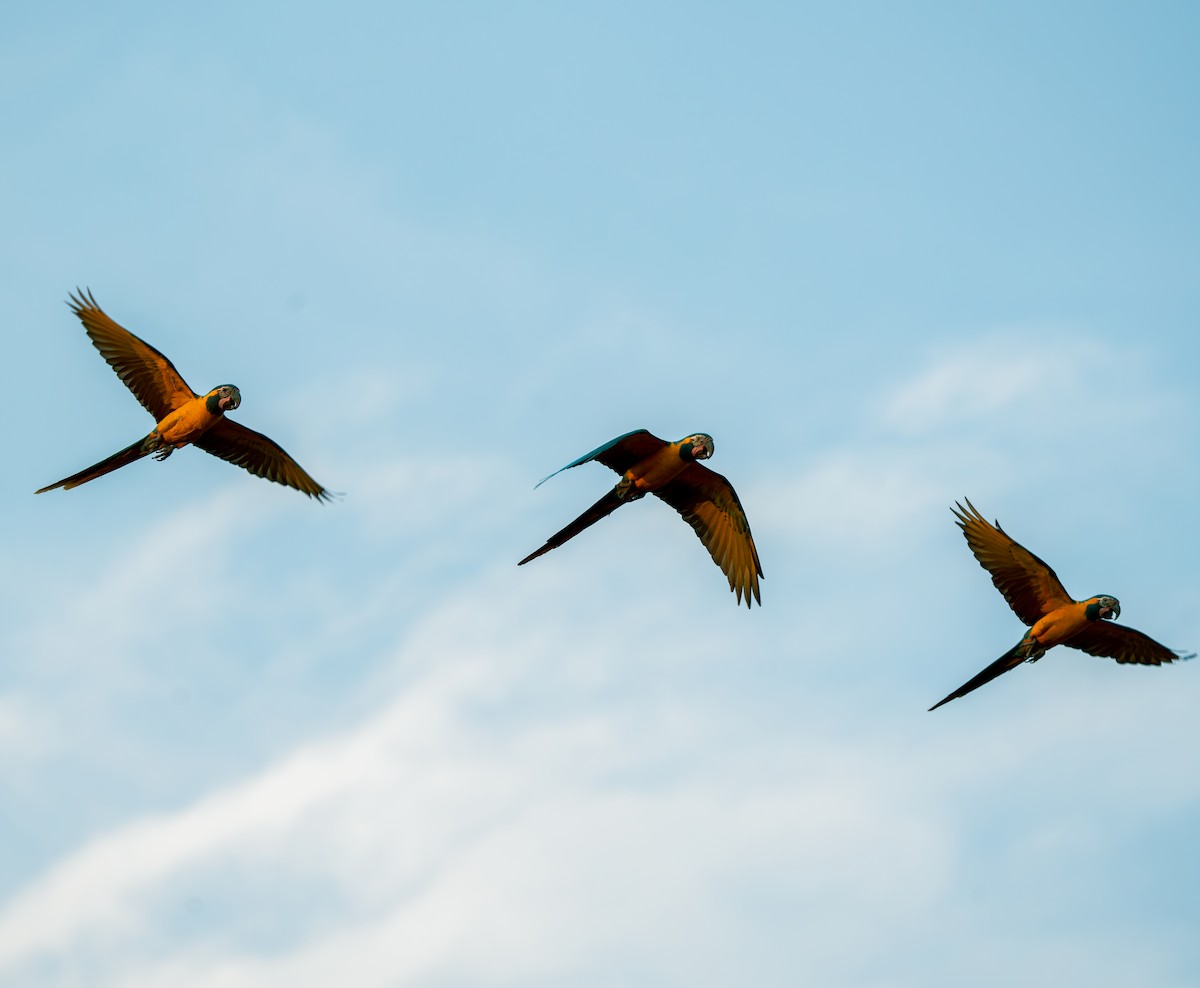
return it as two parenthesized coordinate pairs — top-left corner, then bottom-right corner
(882, 337), (1061, 433)
(1, 338), (1197, 987)
(0, 573), (957, 986)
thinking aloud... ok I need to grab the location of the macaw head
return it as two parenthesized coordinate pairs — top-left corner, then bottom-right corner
(1085, 595), (1121, 621)
(681, 434), (715, 461)
(206, 384), (242, 414)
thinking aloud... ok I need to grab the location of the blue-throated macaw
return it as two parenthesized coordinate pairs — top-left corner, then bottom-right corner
(36, 290), (331, 500)
(930, 499), (1190, 710)
(519, 429), (763, 607)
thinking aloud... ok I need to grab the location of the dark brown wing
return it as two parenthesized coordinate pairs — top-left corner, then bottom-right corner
(952, 499), (1073, 625)
(1065, 622), (1194, 666)
(592, 430), (668, 475)
(68, 289), (196, 420)
(535, 430), (668, 487)
(193, 418), (331, 500)
(652, 463), (763, 607)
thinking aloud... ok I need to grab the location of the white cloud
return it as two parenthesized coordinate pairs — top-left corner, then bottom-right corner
(2, 552), (1197, 987)
(16, 490), (270, 675)
(877, 331), (1176, 446)
(882, 337), (1060, 433)
(0, 595), (956, 987)
(754, 441), (1002, 549)
(2, 334), (1197, 988)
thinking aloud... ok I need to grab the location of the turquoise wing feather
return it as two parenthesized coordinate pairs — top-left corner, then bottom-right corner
(534, 429), (666, 487)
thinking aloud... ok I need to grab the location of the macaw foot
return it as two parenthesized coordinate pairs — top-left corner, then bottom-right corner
(140, 432), (170, 460)
(614, 478), (645, 502)
(1018, 634), (1046, 664)
(143, 437), (175, 462)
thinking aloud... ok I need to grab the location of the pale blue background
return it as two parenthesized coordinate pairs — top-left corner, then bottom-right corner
(2, 3), (1199, 986)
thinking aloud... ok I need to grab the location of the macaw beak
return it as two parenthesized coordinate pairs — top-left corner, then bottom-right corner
(221, 390), (242, 411)
(1106, 602), (1120, 620)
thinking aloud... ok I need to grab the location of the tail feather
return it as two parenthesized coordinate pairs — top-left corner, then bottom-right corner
(518, 488), (628, 566)
(929, 641), (1027, 711)
(35, 439), (150, 494)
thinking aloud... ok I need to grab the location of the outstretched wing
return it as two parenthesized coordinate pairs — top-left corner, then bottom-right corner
(193, 418), (331, 500)
(535, 430), (667, 487)
(952, 499), (1072, 626)
(1066, 622), (1194, 666)
(652, 463), (763, 607)
(67, 289), (196, 420)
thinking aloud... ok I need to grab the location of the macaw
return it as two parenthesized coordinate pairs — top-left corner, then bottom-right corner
(518, 429), (763, 607)
(930, 499), (1191, 710)
(36, 289), (331, 500)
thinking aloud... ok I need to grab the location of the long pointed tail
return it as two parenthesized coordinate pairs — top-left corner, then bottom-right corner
(35, 439), (150, 494)
(518, 488), (628, 566)
(929, 641), (1028, 711)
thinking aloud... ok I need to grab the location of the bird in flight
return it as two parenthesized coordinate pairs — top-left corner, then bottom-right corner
(930, 499), (1190, 710)
(36, 289), (331, 500)
(519, 429), (763, 607)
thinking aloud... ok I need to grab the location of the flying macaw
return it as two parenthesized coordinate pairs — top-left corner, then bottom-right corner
(36, 289), (331, 500)
(518, 429), (763, 607)
(930, 498), (1191, 710)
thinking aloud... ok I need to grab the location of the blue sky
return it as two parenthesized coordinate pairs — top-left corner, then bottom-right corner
(2, 3), (1199, 985)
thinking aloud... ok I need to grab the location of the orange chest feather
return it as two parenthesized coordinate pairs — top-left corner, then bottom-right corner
(1030, 602), (1092, 648)
(627, 444), (688, 492)
(154, 396), (222, 447)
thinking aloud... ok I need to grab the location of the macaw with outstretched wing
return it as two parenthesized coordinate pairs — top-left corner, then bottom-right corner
(519, 429), (763, 607)
(37, 290), (331, 500)
(930, 499), (1190, 710)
